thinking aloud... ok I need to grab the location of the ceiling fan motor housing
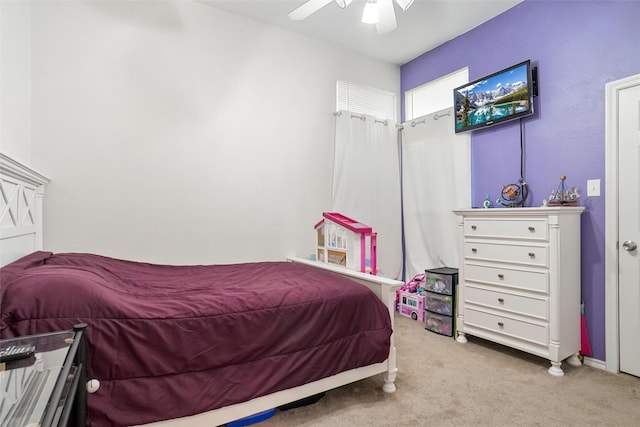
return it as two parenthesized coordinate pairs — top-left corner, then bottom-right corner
(289, 0), (415, 34)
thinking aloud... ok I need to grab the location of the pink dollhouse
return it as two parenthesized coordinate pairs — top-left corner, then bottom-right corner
(314, 212), (377, 275)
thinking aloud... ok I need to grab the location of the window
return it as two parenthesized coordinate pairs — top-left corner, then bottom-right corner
(404, 68), (469, 121)
(337, 80), (396, 122)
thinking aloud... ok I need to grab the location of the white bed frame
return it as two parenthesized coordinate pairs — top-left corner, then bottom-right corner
(0, 153), (50, 268)
(0, 153), (401, 427)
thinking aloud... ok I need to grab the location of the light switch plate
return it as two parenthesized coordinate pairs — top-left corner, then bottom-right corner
(587, 179), (601, 197)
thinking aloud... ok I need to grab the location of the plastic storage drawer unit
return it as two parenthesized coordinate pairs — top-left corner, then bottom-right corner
(424, 267), (458, 337)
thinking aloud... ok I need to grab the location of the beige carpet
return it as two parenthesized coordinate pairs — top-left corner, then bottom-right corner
(258, 314), (640, 426)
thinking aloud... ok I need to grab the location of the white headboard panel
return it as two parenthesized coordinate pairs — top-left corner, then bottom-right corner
(0, 153), (50, 267)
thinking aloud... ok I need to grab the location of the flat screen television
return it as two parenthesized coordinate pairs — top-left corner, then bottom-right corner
(454, 60), (535, 133)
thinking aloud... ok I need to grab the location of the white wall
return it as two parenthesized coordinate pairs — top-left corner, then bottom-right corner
(27, 1), (399, 264)
(0, 0), (31, 164)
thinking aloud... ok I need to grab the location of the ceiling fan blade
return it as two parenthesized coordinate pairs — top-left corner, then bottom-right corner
(376, 0), (397, 34)
(394, 0), (414, 11)
(288, 0), (334, 20)
(335, 0), (353, 8)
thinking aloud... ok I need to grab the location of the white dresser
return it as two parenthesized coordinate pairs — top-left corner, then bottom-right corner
(453, 207), (584, 376)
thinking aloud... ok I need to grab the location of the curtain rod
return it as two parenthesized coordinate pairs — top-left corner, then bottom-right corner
(401, 109), (452, 130)
(334, 109), (451, 130)
(333, 111), (391, 127)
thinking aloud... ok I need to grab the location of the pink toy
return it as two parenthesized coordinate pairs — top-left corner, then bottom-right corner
(396, 289), (425, 322)
(395, 273), (427, 322)
(314, 212), (378, 275)
(406, 273), (425, 292)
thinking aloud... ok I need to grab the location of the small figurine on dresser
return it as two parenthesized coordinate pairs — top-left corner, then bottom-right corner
(548, 175), (580, 206)
(483, 194), (493, 208)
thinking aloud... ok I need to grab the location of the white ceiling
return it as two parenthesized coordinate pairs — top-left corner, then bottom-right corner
(199, 0), (523, 65)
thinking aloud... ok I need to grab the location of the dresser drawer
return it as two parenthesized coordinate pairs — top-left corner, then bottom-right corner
(464, 241), (548, 267)
(464, 308), (548, 346)
(465, 285), (548, 320)
(464, 218), (548, 241)
(464, 263), (548, 293)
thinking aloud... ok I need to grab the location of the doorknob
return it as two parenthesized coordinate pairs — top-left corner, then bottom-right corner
(622, 240), (637, 251)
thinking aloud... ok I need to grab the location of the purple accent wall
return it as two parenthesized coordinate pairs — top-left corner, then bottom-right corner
(401, 0), (640, 362)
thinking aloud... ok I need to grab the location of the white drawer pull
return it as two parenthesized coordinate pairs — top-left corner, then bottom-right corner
(528, 226), (536, 231)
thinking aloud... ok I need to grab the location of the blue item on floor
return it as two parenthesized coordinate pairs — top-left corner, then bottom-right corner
(226, 408), (276, 427)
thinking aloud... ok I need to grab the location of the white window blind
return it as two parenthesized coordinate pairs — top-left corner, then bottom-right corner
(405, 68), (469, 121)
(337, 80), (396, 121)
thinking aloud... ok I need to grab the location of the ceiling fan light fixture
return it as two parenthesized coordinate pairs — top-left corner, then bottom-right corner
(394, 0), (414, 11)
(362, 0), (379, 24)
(376, 0), (397, 33)
(335, 0), (353, 9)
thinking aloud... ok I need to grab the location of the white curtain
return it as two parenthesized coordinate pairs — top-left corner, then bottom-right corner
(401, 108), (470, 279)
(332, 111), (402, 279)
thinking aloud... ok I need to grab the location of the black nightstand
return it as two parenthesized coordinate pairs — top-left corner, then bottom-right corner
(0, 324), (88, 427)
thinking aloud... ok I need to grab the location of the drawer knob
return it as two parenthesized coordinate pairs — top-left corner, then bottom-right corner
(471, 248), (477, 254)
(498, 298), (504, 303)
(528, 252), (535, 257)
(498, 322), (504, 328)
(87, 379), (101, 393)
(528, 226), (536, 231)
(471, 225), (477, 230)
(497, 274), (504, 279)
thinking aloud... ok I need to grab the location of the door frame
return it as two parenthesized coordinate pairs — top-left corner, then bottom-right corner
(605, 73), (640, 373)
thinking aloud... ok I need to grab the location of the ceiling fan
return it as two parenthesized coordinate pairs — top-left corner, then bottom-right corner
(288, 0), (415, 34)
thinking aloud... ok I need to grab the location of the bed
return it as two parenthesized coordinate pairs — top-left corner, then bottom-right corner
(0, 153), (401, 427)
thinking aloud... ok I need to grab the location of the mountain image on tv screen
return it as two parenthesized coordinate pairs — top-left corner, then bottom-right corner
(454, 61), (532, 133)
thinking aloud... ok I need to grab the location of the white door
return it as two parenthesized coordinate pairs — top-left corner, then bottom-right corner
(618, 82), (640, 377)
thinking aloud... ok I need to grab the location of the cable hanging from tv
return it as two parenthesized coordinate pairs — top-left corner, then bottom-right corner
(496, 118), (529, 208)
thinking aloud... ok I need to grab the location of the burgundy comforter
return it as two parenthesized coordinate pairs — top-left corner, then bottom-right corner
(0, 252), (392, 426)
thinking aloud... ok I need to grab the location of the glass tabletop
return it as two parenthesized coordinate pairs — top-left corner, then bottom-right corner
(1, 330), (76, 427)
